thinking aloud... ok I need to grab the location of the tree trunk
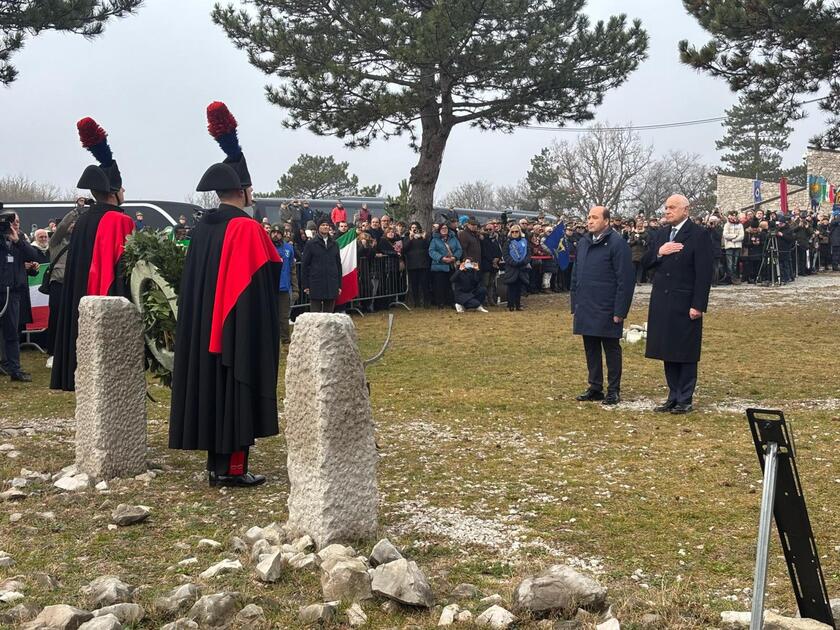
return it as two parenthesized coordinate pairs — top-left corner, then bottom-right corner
(409, 126), (451, 230)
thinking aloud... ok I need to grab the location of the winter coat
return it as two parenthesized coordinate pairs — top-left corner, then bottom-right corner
(403, 234), (431, 271)
(275, 240), (299, 299)
(502, 237), (531, 285)
(49, 208), (79, 284)
(830, 217), (840, 247)
(450, 267), (483, 305)
(627, 230), (648, 263)
(642, 220), (713, 363)
(570, 229), (635, 339)
(480, 235), (503, 270)
(722, 221), (744, 250)
(301, 235), (342, 300)
(330, 206), (347, 226)
(429, 233), (462, 272)
(458, 228), (482, 263)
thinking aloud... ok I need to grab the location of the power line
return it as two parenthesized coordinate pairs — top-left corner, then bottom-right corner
(522, 95), (830, 133)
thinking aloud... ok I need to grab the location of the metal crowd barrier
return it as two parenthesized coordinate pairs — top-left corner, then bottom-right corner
(291, 254), (410, 316)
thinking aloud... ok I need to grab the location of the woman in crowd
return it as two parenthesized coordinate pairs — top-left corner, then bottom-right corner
(356, 231), (377, 312)
(428, 224), (462, 308)
(403, 221), (430, 308)
(376, 226), (403, 308)
(451, 259), (488, 313)
(503, 224), (531, 311)
(627, 219), (648, 285)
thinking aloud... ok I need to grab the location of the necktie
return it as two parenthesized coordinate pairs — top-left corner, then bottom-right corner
(669, 227), (678, 242)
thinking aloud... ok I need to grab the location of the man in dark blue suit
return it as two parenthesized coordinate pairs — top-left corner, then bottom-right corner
(642, 194), (713, 414)
(571, 206), (636, 405)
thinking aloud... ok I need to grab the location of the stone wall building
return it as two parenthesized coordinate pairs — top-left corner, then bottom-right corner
(715, 147), (840, 215)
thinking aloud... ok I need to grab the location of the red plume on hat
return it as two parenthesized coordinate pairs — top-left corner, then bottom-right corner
(77, 117), (113, 166)
(206, 101), (242, 159)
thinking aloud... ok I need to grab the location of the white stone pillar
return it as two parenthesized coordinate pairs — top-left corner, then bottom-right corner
(75, 296), (147, 479)
(284, 313), (378, 548)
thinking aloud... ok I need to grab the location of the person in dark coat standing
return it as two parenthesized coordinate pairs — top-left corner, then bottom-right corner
(502, 224), (530, 311)
(571, 206), (635, 405)
(642, 194), (713, 414)
(301, 218), (342, 312)
(169, 102), (281, 488)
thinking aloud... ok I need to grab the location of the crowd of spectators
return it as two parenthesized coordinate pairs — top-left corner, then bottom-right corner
(16, 199), (840, 320)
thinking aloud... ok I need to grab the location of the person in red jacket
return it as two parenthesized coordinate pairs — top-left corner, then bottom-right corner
(330, 200), (347, 226)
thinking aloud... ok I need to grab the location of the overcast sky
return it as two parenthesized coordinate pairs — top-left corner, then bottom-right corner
(0, 0), (826, 202)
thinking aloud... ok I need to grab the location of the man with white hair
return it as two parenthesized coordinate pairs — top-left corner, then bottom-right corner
(642, 194), (713, 414)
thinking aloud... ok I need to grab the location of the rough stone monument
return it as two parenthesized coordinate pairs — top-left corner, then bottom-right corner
(284, 313), (378, 548)
(75, 296), (147, 479)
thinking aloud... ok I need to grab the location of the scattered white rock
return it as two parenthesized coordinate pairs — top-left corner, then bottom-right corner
(720, 610), (834, 629)
(456, 610), (474, 623)
(370, 558), (434, 608)
(22, 604), (93, 630)
(640, 613), (663, 626)
(95, 481), (109, 491)
(111, 504), (150, 526)
(250, 539), (273, 563)
(160, 619), (198, 630)
(197, 538), (221, 549)
(480, 594), (503, 607)
(513, 564), (608, 615)
(321, 557), (373, 602)
(6, 451), (20, 459)
(299, 601), (338, 625)
(318, 543), (356, 564)
(78, 613), (123, 630)
(92, 603), (144, 624)
(199, 558), (243, 580)
(154, 583), (201, 615)
(0, 551), (14, 568)
(597, 619), (621, 630)
(229, 536), (248, 554)
(81, 576), (134, 607)
(0, 488), (26, 501)
(292, 534), (315, 553)
(255, 551), (288, 583)
(243, 526), (265, 545)
(290, 552), (318, 570)
(54, 473), (92, 492)
(134, 472), (155, 482)
(475, 604), (517, 629)
(0, 591), (24, 603)
(8, 477), (27, 488)
(21, 469), (50, 482)
(347, 602), (368, 627)
(37, 511), (56, 521)
(439, 603), (462, 626)
(9, 513), (22, 523)
(0, 603), (39, 625)
(369, 539), (403, 567)
(187, 592), (240, 627)
(235, 603), (265, 628)
(0, 444), (14, 452)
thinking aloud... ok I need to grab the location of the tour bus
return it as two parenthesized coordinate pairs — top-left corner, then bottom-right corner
(8, 200), (199, 232)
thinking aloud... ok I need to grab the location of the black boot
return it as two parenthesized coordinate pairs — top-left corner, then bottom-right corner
(209, 472), (266, 488)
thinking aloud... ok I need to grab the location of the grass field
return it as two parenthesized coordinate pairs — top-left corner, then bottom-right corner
(1, 274), (839, 628)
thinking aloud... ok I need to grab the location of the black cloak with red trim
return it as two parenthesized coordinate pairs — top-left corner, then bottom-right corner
(50, 203), (135, 391)
(168, 204), (281, 454)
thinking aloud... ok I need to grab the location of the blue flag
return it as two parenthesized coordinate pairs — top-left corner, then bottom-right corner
(753, 179), (762, 204)
(543, 223), (570, 270)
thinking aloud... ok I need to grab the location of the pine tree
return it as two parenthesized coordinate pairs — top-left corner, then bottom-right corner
(715, 96), (792, 180)
(213, 0), (648, 228)
(1, 1), (143, 85)
(680, 0), (840, 147)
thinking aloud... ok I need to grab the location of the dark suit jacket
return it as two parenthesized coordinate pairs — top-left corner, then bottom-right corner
(642, 219), (713, 363)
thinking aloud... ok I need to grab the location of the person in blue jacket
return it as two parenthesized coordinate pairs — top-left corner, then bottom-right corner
(571, 206), (635, 405)
(270, 224), (298, 344)
(428, 224), (462, 308)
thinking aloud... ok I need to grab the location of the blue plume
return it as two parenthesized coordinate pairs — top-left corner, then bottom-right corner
(216, 130), (242, 160)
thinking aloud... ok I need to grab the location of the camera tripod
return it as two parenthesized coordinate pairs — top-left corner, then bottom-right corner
(758, 233), (782, 286)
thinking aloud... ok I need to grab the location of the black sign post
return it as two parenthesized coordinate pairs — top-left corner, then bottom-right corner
(746, 408), (836, 629)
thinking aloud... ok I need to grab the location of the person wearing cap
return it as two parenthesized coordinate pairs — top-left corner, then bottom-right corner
(458, 217), (481, 264)
(301, 218), (342, 312)
(50, 118), (135, 392)
(270, 224), (297, 343)
(169, 102), (281, 488)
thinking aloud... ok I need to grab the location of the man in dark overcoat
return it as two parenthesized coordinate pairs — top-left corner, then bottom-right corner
(301, 218), (342, 312)
(571, 206), (635, 405)
(642, 194), (713, 414)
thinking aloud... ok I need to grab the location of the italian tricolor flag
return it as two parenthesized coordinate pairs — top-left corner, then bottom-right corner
(336, 228), (358, 305)
(28, 263), (50, 330)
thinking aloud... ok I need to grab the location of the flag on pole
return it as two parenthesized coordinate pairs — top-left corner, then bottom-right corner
(753, 179), (762, 204)
(27, 263), (50, 330)
(335, 228), (358, 305)
(779, 177), (788, 214)
(543, 222), (570, 270)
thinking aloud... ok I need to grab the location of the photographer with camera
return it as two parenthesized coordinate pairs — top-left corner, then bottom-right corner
(0, 206), (40, 382)
(775, 215), (795, 283)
